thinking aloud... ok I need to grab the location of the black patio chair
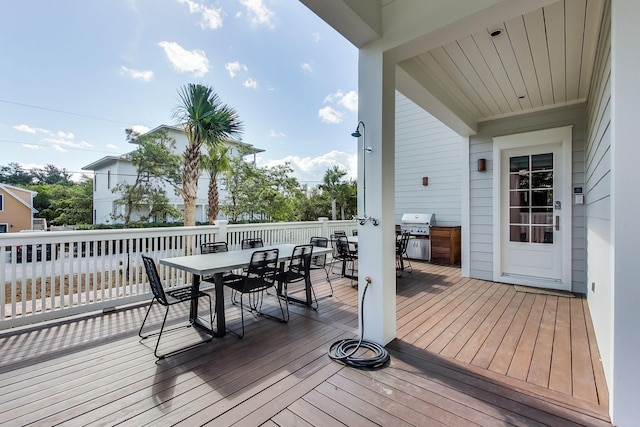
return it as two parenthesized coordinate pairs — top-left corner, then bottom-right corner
(396, 232), (412, 277)
(333, 230), (347, 237)
(309, 236), (333, 297)
(138, 254), (214, 359)
(241, 237), (264, 249)
(330, 235), (358, 287)
(222, 248), (285, 338)
(201, 241), (228, 254)
(200, 241), (230, 287)
(276, 244), (315, 315)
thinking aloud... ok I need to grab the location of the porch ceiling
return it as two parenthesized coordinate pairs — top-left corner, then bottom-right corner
(301, 0), (606, 135)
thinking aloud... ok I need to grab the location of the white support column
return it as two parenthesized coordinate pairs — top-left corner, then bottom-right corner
(610, 0), (640, 424)
(356, 49), (396, 345)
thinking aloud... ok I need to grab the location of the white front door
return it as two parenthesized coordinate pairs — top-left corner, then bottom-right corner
(493, 126), (572, 290)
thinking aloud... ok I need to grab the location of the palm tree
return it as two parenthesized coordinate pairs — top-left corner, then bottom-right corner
(320, 166), (347, 220)
(201, 143), (231, 224)
(173, 83), (242, 226)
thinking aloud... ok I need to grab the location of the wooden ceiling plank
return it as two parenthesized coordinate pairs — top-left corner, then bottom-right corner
(443, 41), (504, 116)
(545, 1), (567, 103)
(505, 16), (544, 108)
(457, 35), (512, 115)
(415, 53), (484, 119)
(491, 24), (533, 110)
(472, 31), (523, 113)
(565, 0), (586, 101)
(524, 9), (555, 107)
(429, 47), (493, 118)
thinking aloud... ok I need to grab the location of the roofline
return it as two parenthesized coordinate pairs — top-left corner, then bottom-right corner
(133, 124), (266, 155)
(0, 183), (38, 213)
(81, 153), (132, 171)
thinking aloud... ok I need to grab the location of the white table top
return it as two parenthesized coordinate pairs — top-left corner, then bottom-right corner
(159, 243), (332, 276)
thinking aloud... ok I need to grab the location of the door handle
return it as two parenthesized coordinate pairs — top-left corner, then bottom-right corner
(555, 216), (560, 231)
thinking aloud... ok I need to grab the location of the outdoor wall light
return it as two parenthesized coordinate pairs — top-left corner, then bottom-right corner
(351, 121), (379, 226)
(477, 158), (487, 172)
(422, 177), (429, 186)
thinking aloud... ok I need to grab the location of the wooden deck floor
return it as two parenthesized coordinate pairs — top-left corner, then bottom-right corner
(0, 261), (611, 426)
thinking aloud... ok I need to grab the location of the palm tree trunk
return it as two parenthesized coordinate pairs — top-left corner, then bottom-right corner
(182, 144), (201, 226)
(207, 175), (220, 224)
(331, 198), (337, 220)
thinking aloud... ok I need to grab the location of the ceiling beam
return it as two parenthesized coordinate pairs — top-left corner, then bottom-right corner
(397, 60), (477, 137)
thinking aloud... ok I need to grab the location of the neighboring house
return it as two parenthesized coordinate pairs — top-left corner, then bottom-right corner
(304, 0), (638, 424)
(0, 183), (38, 233)
(82, 124), (264, 225)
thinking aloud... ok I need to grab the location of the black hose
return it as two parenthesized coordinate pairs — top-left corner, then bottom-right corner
(328, 282), (390, 370)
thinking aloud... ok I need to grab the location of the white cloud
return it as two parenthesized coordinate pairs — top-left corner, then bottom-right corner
(13, 124), (36, 133)
(52, 145), (67, 153)
(301, 62), (313, 73)
(324, 89), (358, 112)
(14, 124), (74, 139)
(312, 32), (321, 43)
(121, 66), (153, 81)
(239, 0), (275, 28)
(106, 144), (118, 150)
(19, 162), (46, 171)
(318, 106), (344, 124)
(269, 130), (286, 138)
(130, 124), (150, 135)
(158, 41), (210, 77)
(243, 78), (258, 89)
(21, 144), (40, 150)
(225, 61), (248, 78)
(177, 0), (223, 29)
(43, 137), (93, 149)
(337, 90), (358, 112)
(258, 150), (357, 185)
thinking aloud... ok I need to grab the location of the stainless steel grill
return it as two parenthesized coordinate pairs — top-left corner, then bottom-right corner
(400, 213), (436, 236)
(400, 213), (435, 261)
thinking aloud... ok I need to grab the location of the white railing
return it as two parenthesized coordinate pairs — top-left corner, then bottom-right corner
(0, 218), (356, 330)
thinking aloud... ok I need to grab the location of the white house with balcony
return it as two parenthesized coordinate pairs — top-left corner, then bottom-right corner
(82, 124), (264, 225)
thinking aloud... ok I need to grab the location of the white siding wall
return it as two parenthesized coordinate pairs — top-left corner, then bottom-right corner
(395, 92), (463, 226)
(468, 104), (587, 291)
(584, 0), (612, 390)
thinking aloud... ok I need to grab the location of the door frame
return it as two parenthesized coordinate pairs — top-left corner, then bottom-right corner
(492, 126), (573, 289)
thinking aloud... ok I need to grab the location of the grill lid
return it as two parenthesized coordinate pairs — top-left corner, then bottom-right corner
(400, 213), (435, 225)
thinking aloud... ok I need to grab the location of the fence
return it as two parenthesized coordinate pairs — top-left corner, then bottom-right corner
(0, 218), (356, 329)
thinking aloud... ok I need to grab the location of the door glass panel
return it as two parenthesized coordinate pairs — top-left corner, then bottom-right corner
(510, 208), (529, 224)
(531, 226), (554, 243)
(510, 173), (529, 189)
(510, 191), (529, 206)
(532, 208), (553, 224)
(532, 153), (553, 170)
(508, 152), (554, 244)
(531, 171), (553, 188)
(510, 225), (529, 242)
(532, 190), (553, 206)
(0, 224), (7, 233)
(510, 156), (529, 172)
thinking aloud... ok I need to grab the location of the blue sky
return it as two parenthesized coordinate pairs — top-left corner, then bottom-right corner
(0, 0), (359, 186)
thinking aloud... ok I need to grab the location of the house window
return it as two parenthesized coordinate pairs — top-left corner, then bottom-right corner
(107, 170), (111, 189)
(0, 194), (3, 211)
(0, 224), (7, 233)
(94, 175), (97, 191)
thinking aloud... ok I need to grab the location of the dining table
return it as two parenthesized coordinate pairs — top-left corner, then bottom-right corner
(159, 243), (332, 337)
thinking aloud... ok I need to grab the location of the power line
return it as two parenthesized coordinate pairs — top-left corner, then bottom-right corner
(0, 99), (135, 125)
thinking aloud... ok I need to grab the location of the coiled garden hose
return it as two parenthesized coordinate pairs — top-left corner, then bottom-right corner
(328, 280), (390, 370)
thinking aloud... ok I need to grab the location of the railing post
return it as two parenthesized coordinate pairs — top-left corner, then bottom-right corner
(318, 217), (329, 238)
(215, 220), (229, 243)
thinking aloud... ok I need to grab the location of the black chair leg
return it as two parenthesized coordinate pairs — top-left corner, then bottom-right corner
(138, 298), (157, 339)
